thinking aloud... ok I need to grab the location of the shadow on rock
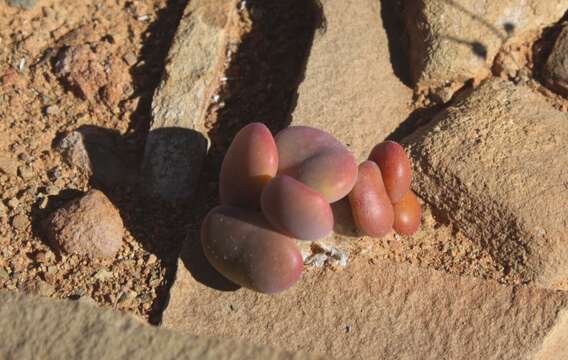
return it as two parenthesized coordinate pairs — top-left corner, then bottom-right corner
(180, 229), (240, 292)
(380, 0), (412, 87)
(331, 198), (359, 238)
(53, 125), (137, 190)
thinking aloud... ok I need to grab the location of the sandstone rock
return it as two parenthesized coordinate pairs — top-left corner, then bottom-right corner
(163, 256), (568, 359)
(0, 291), (323, 359)
(404, 0), (568, 97)
(544, 24), (568, 96)
(405, 78), (568, 287)
(45, 190), (124, 259)
(291, 0), (412, 161)
(142, 0), (242, 202)
(55, 127), (130, 188)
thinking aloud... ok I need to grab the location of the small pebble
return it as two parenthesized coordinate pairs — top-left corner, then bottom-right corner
(46, 185), (59, 196)
(49, 168), (63, 181)
(12, 214), (28, 230)
(18, 166), (33, 180)
(123, 52), (138, 66)
(45, 105), (60, 116)
(38, 196), (48, 209)
(146, 254), (157, 265)
(94, 269), (113, 281)
(18, 153), (31, 163)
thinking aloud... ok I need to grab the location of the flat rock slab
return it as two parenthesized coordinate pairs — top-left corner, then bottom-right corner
(405, 78), (568, 287)
(405, 0), (568, 94)
(163, 257), (568, 359)
(291, 0), (412, 161)
(0, 291), (322, 359)
(142, 0), (240, 202)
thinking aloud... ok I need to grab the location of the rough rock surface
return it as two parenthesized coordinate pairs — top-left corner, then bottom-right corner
(143, 0), (242, 202)
(405, 78), (568, 288)
(55, 127), (130, 188)
(0, 291), (323, 360)
(163, 257), (568, 359)
(45, 190), (124, 259)
(544, 24), (568, 96)
(291, 0), (412, 161)
(405, 0), (568, 96)
(56, 131), (91, 172)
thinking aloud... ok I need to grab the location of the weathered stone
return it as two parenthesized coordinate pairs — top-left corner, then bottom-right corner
(164, 256), (568, 359)
(142, 0), (242, 202)
(405, 0), (568, 96)
(55, 127), (130, 188)
(45, 190), (124, 259)
(544, 25), (568, 96)
(405, 78), (568, 287)
(56, 131), (91, 172)
(291, 0), (412, 161)
(0, 291), (323, 359)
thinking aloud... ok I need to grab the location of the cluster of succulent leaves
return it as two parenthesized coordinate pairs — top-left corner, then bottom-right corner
(201, 123), (421, 294)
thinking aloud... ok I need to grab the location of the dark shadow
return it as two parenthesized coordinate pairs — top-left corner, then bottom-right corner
(38, 0), (193, 326)
(380, 0), (412, 86)
(174, 0), (322, 292)
(207, 0), (322, 155)
(331, 198), (359, 238)
(120, 0), (191, 325)
(46, 125), (200, 324)
(181, 229), (240, 292)
(126, 0), (190, 159)
(439, 35), (488, 60)
(531, 11), (568, 94)
(52, 125), (138, 190)
(503, 22), (516, 36)
(386, 103), (445, 142)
